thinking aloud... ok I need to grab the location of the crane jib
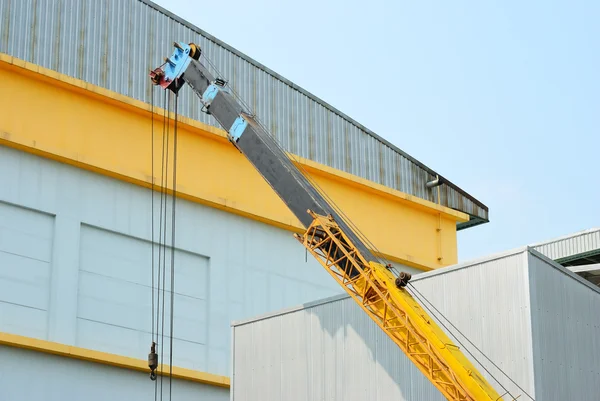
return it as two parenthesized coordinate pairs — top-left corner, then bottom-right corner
(178, 58), (378, 272)
(148, 42), (507, 401)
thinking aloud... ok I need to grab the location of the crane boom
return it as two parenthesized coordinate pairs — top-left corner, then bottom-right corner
(149, 42), (505, 401)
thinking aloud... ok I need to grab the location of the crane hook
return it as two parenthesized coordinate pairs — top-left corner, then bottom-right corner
(148, 341), (158, 381)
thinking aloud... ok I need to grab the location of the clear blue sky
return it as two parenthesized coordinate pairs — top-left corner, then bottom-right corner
(153, 0), (599, 262)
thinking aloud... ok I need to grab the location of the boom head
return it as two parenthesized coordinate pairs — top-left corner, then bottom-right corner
(149, 41), (201, 92)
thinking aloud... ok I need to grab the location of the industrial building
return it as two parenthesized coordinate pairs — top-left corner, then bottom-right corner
(0, 0), (597, 400)
(0, 0), (488, 400)
(231, 242), (600, 401)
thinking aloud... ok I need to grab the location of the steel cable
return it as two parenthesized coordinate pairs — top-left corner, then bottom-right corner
(201, 53), (394, 270)
(159, 91), (171, 401)
(407, 282), (535, 401)
(168, 92), (179, 401)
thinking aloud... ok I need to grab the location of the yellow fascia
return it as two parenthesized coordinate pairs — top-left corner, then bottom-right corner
(0, 53), (469, 270)
(0, 332), (230, 388)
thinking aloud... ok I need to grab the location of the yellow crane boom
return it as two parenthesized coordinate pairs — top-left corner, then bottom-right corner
(149, 41), (505, 401)
(297, 210), (502, 400)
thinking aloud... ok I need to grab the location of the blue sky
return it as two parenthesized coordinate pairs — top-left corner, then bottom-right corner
(153, 0), (599, 262)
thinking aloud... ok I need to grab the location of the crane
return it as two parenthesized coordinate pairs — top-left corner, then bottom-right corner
(149, 42), (505, 401)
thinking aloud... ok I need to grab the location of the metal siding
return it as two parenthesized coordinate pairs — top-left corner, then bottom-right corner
(531, 228), (600, 261)
(232, 250), (542, 400)
(0, 0), (488, 224)
(232, 296), (444, 401)
(411, 252), (536, 399)
(527, 252), (600, 400)
(0, 144), (343, 377)
(0, 345), (228, 401)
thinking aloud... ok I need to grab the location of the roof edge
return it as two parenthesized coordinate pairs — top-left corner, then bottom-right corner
(529, 227), (600, 248)
(140, 0), (489, 217)
(231, 293), (350, 327)
(528, 248), (600, 295)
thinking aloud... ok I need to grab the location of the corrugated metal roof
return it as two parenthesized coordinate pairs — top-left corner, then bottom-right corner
(529, 228), (600, 264)
(0, 0), (488, 228)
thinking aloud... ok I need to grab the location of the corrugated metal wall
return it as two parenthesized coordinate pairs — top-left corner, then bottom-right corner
(232, 248), (600, 400)
(530, 228), (600, 262)
(231, 249), (541, 400)
(232, 295), (445, 401)
(0, 0), (488, 226)
(0, 345), (228, 401)
(412, 250), (537, 399)
(527, 251), (600, 400)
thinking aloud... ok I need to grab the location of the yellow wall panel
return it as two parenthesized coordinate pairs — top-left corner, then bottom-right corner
(0, 55), (468, 270)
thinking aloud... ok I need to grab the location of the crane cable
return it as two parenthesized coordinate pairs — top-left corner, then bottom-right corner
(406, 283), (535, 401)
(168, 91), (179, 401)
(150, 83), (158, 401)
(149, 85), (179, 401)
(202, 54), (391, 270)
(159, 90), (170, 401)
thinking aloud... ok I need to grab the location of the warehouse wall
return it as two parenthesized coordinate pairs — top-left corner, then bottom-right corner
(0, 345), (227, 401)
(0, 143), (356, 378)
(231, 249), (542, 400)
(412, 249), (536, 398)
(232, 295), (444, 401)
(528, 250), (600, 400)
(231, 247), (600, 400)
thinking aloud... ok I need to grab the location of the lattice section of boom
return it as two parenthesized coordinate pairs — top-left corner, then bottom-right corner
(294, 210), (503, 401)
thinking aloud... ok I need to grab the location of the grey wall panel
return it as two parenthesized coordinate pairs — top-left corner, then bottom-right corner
(0, 345), (227, 401)
(232, 250), (543, 400)
(231, 248), (600, 399)
(76, 224), (210, 372)
(0, 201), (54, 339)
(232, 295), (444, 401)
(528, 251), (600, 400)
(0, 144), (343, 377)
(411, 251), (536, 399)
(0, 0), (488, 225)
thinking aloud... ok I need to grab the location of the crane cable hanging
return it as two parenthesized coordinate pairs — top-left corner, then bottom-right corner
(406, 282), (535, 401)
(149, 83), (179, 401)
(201, 51), (532, 400)
(168, 90), (179, 401)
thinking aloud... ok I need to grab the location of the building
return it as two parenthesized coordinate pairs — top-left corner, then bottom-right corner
(231, 244), (600, 401)
(0, 0), (489, 400)
(530, 227), (600, 287)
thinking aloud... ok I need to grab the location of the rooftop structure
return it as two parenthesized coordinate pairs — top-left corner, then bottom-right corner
(0, 0), (488, 229)
(530, 228), (600, 286)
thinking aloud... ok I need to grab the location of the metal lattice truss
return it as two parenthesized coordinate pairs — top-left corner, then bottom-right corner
(295, 210), (505, 401)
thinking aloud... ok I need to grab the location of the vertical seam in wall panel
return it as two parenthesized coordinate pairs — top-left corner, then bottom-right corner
(45, 214), (58, 340)
(524, 250), (538, 399)
(230, 325), (235, 401)
(206, 256), (212, 373)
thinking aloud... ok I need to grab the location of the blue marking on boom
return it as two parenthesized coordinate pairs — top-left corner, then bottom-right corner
(163, 42), (192, 84)
(229, 115), (248, 141)
(201, 84), (220, 108)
